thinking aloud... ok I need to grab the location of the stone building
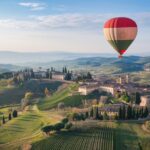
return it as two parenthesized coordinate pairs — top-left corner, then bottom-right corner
(140, 95), (150, 107)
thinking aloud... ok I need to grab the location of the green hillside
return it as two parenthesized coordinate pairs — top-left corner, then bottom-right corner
(38, 84), (105, 110)
(46, 56), (150, 74)
(0, 80), (62, 106)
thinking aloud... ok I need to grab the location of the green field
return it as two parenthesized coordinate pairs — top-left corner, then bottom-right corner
(0, 80), (63, 106)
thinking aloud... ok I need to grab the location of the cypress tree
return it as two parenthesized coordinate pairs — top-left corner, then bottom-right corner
(122, 105), (126, 120)
(94, 107), (99, 120)
(118, 107), (122, 120)
(132, 108), (136, 119)
(2, 116), (5, 124)
(13, 110), (18, 118)
(127, 105), (132, 120)
(8, 113), (12, 120)
(143, 107), (149, 118)
(135, 92), (141, 104)
(136, 109), (139, 119)
(90, 107), (93, 118)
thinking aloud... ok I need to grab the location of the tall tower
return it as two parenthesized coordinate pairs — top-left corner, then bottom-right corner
(126, 74), (129, 83)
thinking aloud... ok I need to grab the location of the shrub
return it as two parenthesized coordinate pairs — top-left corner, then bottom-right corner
(41, 125), (54, 134)
(54, 122), (64, 131)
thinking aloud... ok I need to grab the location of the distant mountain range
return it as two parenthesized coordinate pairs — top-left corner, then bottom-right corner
(0, 51), (149, 74)
(0, 51), (117, 64)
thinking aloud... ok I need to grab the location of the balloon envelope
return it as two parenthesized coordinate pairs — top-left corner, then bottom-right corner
(103, 17), (137, 57)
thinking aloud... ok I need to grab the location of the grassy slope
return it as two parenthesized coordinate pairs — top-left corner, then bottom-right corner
(38, 84), (105, 110)
(0, 80), (62, 106)
(0, 105), (64, 150)
(38, 83), (79, 110)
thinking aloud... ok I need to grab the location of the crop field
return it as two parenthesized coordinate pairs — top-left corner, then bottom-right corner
(32, 128), (114, 150)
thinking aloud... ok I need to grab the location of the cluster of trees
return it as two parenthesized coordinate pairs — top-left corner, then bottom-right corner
(115, 91), (141, 105)
(67, 107), (104, 121)
(67, 105), (149, 122)
(41, 118), (72, 135)
(1, 110), (18, 125)
(118, 105), (149, 120)
(67, 112), (87, 121)
(76, 72), (92, 81)
(62, 67), (72, 80)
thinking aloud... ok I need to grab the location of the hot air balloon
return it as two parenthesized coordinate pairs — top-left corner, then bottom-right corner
(103, 17), (137, 58)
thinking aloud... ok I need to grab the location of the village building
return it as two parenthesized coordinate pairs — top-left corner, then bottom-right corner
(140, 95), (150, 107)
(34, 71), (47, 78)
(78, 84), (99, 95)
(99, 85), (115, 95)
(52, 71), (65, 80)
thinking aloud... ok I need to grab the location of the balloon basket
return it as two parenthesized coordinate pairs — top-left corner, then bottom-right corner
(118, 55), (123, 59)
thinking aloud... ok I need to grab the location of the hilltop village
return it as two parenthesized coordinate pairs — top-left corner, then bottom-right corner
(0, 66), (149, 119)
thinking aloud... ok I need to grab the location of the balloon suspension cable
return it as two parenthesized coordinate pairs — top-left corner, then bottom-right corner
(118, 55), (123, 59)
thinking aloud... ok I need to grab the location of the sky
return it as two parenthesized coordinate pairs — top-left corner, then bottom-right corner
(0, 0), (150, 55)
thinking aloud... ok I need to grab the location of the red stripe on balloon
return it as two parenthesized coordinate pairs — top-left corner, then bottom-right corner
(104, 17), (137, 28)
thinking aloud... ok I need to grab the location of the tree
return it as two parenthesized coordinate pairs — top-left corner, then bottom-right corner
(136, 109), (139, 119)
(121, 92), (130, 103)
(87, 72), (92, 79)
(45, 88), (51, 97)
(103, 112), (109, 120)
(143, 107), (149, 118)
(118, 107), (122, 120)
(2, 116), (5, 124)
(41, 125), (54, 134)
(89, 107), (94, 118)
(54, 122), (64, 131)
(135, 92), (141, 105)
(94, 107), (99, 120)
(8, 113), (12, 120)
(122, 105), (126, 120)
(132, 108), (136, 119)
(64, 67), (67, 73)
(13, 110), (18, 118)
(126, 105), (132, 119)
(85, 111), (89, 119)
(61, 118), (69, 125)
(49, 72), (52, 79)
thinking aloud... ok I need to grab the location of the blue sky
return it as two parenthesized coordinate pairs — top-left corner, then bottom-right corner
(0, 0), (150, 55)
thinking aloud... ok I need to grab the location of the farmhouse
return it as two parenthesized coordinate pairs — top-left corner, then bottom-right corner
(140, 95), (150, 107)
(78, 84), (99, 95)
(34, 71), (47, 78)
(52, 71), (65, 80)
(99, 85), (114, 95)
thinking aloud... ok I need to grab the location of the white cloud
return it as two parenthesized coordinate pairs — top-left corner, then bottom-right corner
(18, 2), (46, 11)
(0, 12), (150, 30)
